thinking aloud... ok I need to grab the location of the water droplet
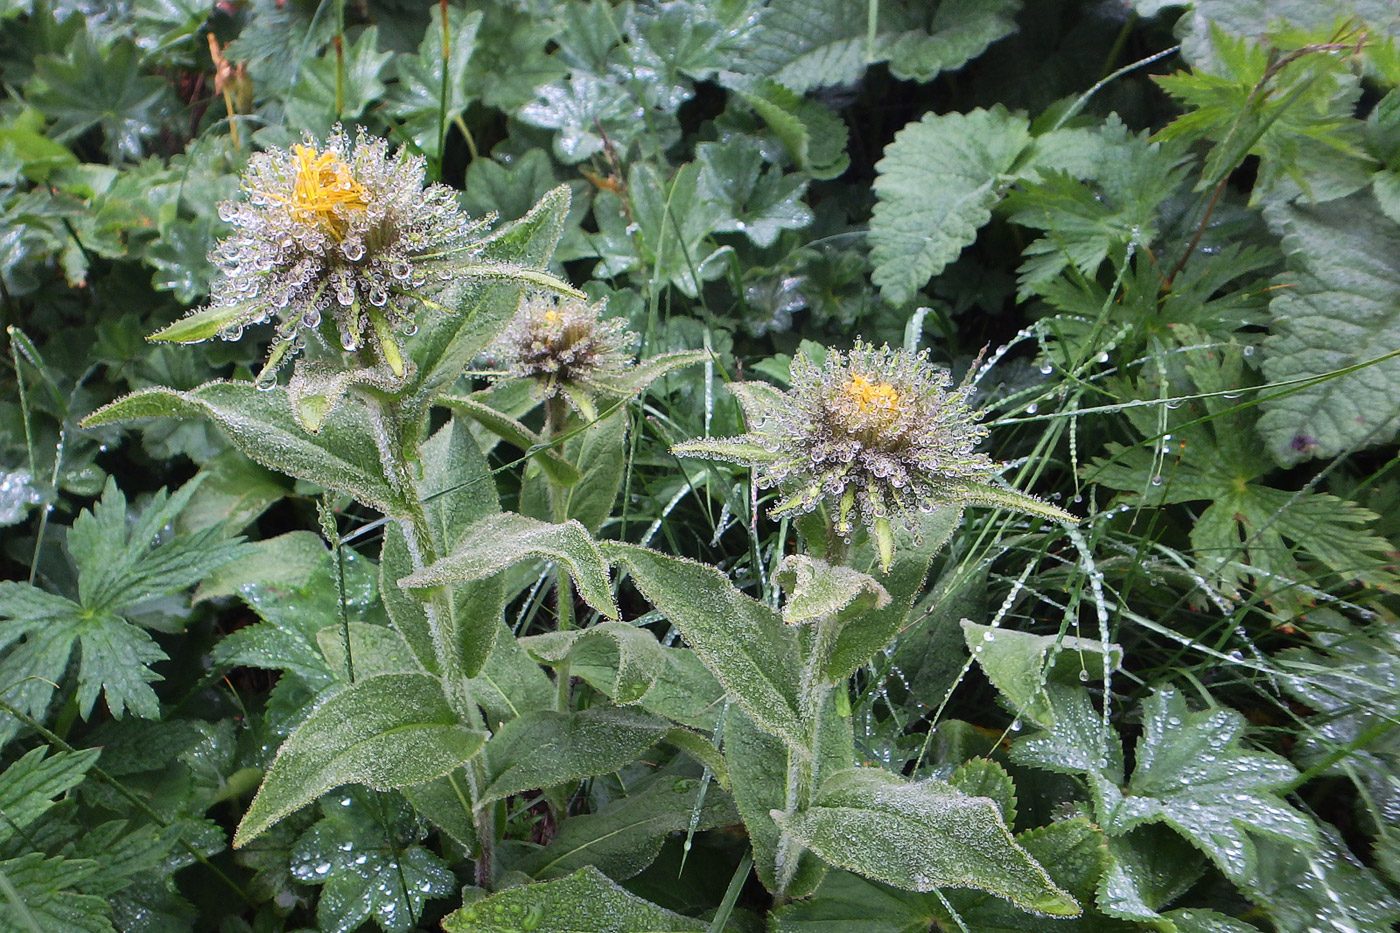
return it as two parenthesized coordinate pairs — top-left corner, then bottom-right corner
(1243, 345), (1254, 356)
(1026, 402), (1038, 414)
(1039, 362), (1054, 375)
(1079, 669), (1090, 682)
(1150, 475), (1163, 486)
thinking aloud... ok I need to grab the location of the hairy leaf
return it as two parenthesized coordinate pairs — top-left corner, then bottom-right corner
(442, 866), (706, 932)
(522, 621), (666, 705)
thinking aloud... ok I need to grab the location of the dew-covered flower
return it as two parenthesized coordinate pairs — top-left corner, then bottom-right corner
(491, 294), (637, 409)
(160, 126), (489, 378)
(675, 341), (1031, 569)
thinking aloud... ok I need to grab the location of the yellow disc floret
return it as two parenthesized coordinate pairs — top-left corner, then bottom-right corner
(275, 144), (368, 240)
(842, 374), (903, 423)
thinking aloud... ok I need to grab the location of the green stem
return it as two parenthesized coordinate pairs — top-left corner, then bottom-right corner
(360, 377), (497, 889)
(545, 395), (576, 712)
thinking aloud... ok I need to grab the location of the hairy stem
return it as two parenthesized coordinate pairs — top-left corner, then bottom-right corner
(545, 395), (576, 712)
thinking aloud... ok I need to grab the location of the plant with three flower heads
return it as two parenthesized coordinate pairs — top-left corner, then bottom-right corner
(151, 125), (491, 380)
(674, 340), (1071, 569)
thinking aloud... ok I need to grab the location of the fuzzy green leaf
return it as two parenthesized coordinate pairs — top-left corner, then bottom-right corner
(870, 107), (1031, 304)
(514, 772), (740, 880)
(442, 866), (707, 932)
(521, 621), (666, 705)
(963, 620), (1122, 727)
(83, 382), (404, 516)
(774, 767), (1078, 915)
(479, 707), (671, 804)
(775, 554), (889, 626)
(234, 672), (487, 846)
(439, 393), (581, 487)
(602, 543), (806, 753)
(401, 512), (618, 620)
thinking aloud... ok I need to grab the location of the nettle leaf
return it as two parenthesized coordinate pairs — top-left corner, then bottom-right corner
(442, 866), (707, 933)
(886, 0), (1022, 83)
(84, 382), (404, 517)
(522, 621), (666, 705)
(1258, 193), (1400, 465)
(400, 512), (618, 620)
(384, 7), (483, 152)
(235, 672), (487, 846)
(290, 790), (455, 933)
(27, 36), (173, 162)
(478, 707), (671, 804)
(963, 620), (1122, 727)
(285, 26), (392, 135)
(870, 106), (1031, 304)
(602, 543), (806, 753)
(774, 767), (1078, 915)
(734, 77), (850, 180)
(515, 772), (739, 881)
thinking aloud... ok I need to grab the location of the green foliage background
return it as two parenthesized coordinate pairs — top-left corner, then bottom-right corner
(2, 0), (1400, 931)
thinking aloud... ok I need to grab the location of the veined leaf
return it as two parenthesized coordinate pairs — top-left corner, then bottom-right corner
(234, 672), (487, 846)
(442, 866), (707, 932)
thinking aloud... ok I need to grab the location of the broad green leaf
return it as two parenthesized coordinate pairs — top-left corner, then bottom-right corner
(467, 621), (557, 727)
(1258, 193), (1400, 465)
(176, 450), (288, 535)
(963, 621), (1122, 727)
(514, 772), (739, 880)
(886, 0), (1022, 83)
(0, 853), (112, 933)
(147, 300), (251, 344)
(774, 768), (1078, 915)
(0, 747), (100, 847)
(407, 185), (572, 402)
(1160, 910), (1262, 933)
(870, 106), (1031, 304)
(401, 512), (618, 620)
(380, 522), (439, 675)
(402, 769), (478, 851)
(522, 621), (666, 705)
(628, 647), (726, 732)
(234, 672), (487, 846)
(291, 790), (456, 933)
(83, 383), (404, 516)
(774, 554), (889, 627)
(559, 406), (628, 534)
(284, 27), (391, 134)
(1245, 825), (1400, 933)
(442, 866), (706, 932)
(695, 138), (813, 246)
(479, 707), (671, 804)
(602, 542), (805, 753)
(316, 622), (419, 681)
(770, 869), (936, 933)
(948, 758), (1017, 829)
(1096, 825), (1208, 924)
(1102, 687), (1315, 882)
(286, 361), (403, 434)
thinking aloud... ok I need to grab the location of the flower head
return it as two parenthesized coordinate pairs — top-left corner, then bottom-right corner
(676, 341), (1031, 568)
(492, 295), (637, 408)
(174, 126), (489, 377)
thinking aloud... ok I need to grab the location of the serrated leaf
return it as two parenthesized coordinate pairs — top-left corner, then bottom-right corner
(870, 106), (1031, 304)
(0, 853), (113, 933)
(384, 7), (483, 152)
(1258, 193), (1400, 465)
(195, 530), (326, 602)
(695, 138), (813, 246)
(602, 543), (805, 753)
(735, 78), (849, 180)
(521, 621), (666, 705)
(234, 673), (487, 846)
(0, 747), (100, 848)
(774, 767), (1078, 915)
(83, 383), (405, 517)
(948, 758), (1017, 829)
(291, 790), (455, 933)
(886, 0), (1022, 83)
(479, 707), (670, 804)
(442, 866), (706, 932)
(401, 512), (618, 620)
(284, 27), (391, 135)
(515, 772), (739, 880)
(963, 621), (1122, 727)
(1096, 825), (1208, 924)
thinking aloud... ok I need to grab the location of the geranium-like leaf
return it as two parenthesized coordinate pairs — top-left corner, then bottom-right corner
(963, 620), (1122, 727)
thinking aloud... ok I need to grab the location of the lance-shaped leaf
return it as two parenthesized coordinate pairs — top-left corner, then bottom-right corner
(602, 542), (806, 753)
(963, 620), (1122, 727)
(773, 768), (1079, 916)
(83, 382), (402, 516)
(514, 773), (740, 881)
(149, 300), (257, 344)
(775, 554), (889, 626)
(442, 866), (706, 933)
(521, 621), (666, 705)
(407, 186), (576, 403)
(589, 349), (711, 397)
(479, 707), (671, 804)
(234, 672), (487, 847)
(400, 513), (618, 620)
(440, 393), (580, 486)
